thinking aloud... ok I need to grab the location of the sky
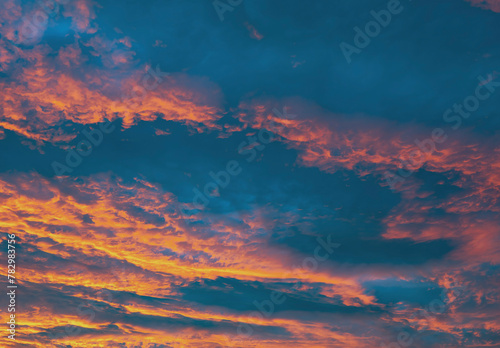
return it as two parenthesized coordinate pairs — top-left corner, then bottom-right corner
(0, 0), (499, 347)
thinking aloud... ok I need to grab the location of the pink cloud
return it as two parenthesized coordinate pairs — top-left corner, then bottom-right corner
(466, 0), (500, 12)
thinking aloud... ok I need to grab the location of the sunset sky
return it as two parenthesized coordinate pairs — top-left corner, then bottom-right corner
(1, 0), (499, 347)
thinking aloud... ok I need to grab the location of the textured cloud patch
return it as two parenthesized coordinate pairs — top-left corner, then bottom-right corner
(467, 0), (500, 12)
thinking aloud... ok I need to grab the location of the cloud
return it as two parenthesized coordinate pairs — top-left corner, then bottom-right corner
(466, 0), (500, 12)
(1, 1), (499, 347)
(235, 97), (500, 264)
(0, 0), (224, 147)
(0, 170), (498, 347)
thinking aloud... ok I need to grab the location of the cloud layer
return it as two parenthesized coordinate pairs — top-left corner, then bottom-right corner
(0, 0), (499, 347)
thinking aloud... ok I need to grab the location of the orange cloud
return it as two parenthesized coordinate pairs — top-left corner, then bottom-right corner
(0, 0), (223, 146)
(235, 97), (500, 267)
(0, 172), (386, 347)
